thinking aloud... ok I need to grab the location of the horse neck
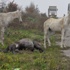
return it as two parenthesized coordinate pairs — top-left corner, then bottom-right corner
(3, 12), (18, 26)
(7, 11), (18, 22)
(11, 11), (18, 19)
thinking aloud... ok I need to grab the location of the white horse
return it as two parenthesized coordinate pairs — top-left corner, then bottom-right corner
(44, 13), (70, 49)
(0, 10), (22, 45)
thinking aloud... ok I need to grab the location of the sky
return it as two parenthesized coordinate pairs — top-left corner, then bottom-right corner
(1, 0), (70, 17)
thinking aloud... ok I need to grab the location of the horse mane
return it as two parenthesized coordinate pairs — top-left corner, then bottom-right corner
(0, 10), (19, 15)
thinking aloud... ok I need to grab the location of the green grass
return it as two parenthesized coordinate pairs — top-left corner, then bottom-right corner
(0, 28), (70, 70)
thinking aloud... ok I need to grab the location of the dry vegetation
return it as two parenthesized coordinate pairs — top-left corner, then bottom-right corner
(6, 2), (48, 31)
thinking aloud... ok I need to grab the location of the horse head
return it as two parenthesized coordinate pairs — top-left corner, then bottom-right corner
(16, 10), (23, 23)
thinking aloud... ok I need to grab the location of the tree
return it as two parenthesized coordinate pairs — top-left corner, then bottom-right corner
(6, 0), (18, 12)
(0, 0), (7, 12)
(25, 2), (40, 16)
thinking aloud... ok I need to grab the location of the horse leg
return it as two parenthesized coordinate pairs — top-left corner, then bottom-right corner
(47, 34), (51, 46)
(63, 29), (66, 48)
(61, 28), (65, 48)
(0, 27), (5, 46)
(44, 27), (51, 48)
(44, 28), (47, 49)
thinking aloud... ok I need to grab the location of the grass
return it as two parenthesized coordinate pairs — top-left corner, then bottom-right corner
(0, 28), (70, 70)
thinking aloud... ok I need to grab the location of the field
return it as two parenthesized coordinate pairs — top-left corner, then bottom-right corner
(0, 28), (70, 70)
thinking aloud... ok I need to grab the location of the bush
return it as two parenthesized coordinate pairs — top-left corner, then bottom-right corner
(20, 3), (48, 31)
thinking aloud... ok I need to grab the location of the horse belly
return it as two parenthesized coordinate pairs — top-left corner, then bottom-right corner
(50, 23), (62, 31)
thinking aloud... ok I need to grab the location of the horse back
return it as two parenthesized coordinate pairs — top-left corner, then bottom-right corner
(44, 18), (64, 31)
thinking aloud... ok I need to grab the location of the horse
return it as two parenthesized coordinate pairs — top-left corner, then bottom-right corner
(44, 13), (70, 49)
(4, 38), (43, 54)
(0, 10), (22, 45)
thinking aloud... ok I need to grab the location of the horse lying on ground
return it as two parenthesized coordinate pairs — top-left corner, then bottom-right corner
(4, 38), (43, 53)
(0, 10), (22, 46)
